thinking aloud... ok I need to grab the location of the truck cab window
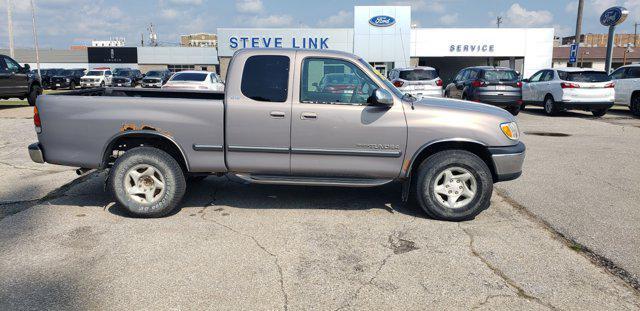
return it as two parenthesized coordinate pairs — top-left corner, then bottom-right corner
(3, 57), (20, 72)
(300, 58), (377, 104)
(241, 55), (290, 102)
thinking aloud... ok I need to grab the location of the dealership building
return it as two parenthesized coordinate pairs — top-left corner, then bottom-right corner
(2, 6), (554, 82)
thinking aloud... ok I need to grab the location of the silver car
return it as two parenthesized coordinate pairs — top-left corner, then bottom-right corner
(389, 67), (443, 99)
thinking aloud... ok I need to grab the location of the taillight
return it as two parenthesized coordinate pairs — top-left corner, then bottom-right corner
(471, 80), (486, 88)
(435, 79), (443, 86)
(516, 81), (523, 88)
(33, 106), (42, 133)
(604, 82), (615, 88)
(393, 80), (404, 87)
(561, 82), (580, 89)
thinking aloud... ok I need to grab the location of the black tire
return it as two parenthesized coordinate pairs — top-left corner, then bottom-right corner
(506, 105), (521, 116)
(27, 84), (41, 106)
(543, 95), (559, 116)
(69, 82), (75, 90)
(110, 147), (186, 218)
(630, 94), (640, 117)
(521, 103), (527, 111)
(412, 150), (493, 221)
(591, 108), (608, 117)
(100, 81), (105, 88)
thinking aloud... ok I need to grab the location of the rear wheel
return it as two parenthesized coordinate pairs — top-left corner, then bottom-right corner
(543, 95), (559, 116)
(27, 84), (41, 106)
(630, 93), (640, 117)
(591, 108), (608, 117)
(110, 147), (186, 218)
(412, 150), (493, 221)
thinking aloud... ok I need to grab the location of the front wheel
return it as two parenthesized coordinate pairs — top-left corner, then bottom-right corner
(110, 147), (186, 217)
(543, 96), (559, 116)
(413, 150), (493, 221)
(591, 108), (608, 117)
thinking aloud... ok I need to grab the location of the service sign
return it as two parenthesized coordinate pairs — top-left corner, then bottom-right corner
(369, 15), (396, 27)
(87, 47), (138, 63)
(600, 7), (628, 26)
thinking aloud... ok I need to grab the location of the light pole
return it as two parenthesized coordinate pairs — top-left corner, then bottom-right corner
(623, 44), (634, 65)
(6, 0), (14, 58)
(30, 0), (41, 78)
(571, 0), (585, 67)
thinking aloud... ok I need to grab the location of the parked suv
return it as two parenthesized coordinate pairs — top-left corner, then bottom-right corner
(609, 64), (640, 117)
(112, 69), (143, 87)
(50, 68), (86, 90)
(522, 68), (614, 117)
(445, 66), (523, 115)
(80, 69), (113, 88)
(141, 70), (172, 88)
(388, 67), (443, 99)
(0, 54), (42, 106)
(39, 68), (64, 89)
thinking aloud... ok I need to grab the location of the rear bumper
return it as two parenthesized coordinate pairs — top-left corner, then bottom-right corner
(28, 143), (45, 164)
(406, 89), (443, 99)
(559, 101), (613, 111)
(474, 93), (522, 107)
(488, 142), (525, 182)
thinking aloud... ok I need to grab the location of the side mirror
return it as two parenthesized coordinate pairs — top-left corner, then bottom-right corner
(371, 88), (393, 107)
(23, 64), (31, 71)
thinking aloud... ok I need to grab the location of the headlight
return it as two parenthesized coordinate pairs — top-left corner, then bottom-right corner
(66, 78), (70, 82)
(500, 122), (519, 140)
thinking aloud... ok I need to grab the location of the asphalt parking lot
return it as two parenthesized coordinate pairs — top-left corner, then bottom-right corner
(1, 105), (640, 310)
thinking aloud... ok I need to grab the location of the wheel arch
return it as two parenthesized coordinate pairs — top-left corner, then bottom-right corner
(404, 139), (497, 182)
(101, 130), (189, 171)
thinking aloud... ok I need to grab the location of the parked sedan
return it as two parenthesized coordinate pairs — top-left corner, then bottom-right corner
(445, 66), (523, 115)
(141, 70), (172, 88)
(161, 71), (224, 91)
(50, 68), (86, 90)
(522, 68), (614, 117)
(388, 67), (443, 99)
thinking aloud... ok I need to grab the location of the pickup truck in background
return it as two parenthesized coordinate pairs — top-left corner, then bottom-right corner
(609, 64), (640, 117)
(28, 49), (525, 221)
(0, 54), (42, 106)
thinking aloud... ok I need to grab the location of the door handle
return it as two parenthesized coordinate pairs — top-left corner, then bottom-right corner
(300, 112), (317, 120)
(270, 111), (286, 118)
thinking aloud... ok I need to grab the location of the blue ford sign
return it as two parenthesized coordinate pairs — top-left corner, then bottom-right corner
(369, 15), (396, 27)
(600, 7), (628, 26)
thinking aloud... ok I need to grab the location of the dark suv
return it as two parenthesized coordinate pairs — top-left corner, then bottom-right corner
(112, 68), (143, 87)
(50, 68), (86, 90)
(445, 66), (523, 115)
(0, 54), (42, 106)
(141, 70), (172, 88)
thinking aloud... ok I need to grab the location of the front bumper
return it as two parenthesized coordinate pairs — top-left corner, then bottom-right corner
(28, 143), (45, 164)
(81, 81), (102, 88)
(51, 81), (71, 88)
(113, 81), (133, 87)
(488, 142), (525, 182)
(142, 82), (163, 88)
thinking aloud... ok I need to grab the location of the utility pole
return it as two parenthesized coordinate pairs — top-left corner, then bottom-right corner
(30, 0), (41, 77)
(141, 33), (144, 47)
(496, 16), (502, 28)
(6, 0), (14, 58)
(571, 0), (585, 67)
(634, 22), (638, 47)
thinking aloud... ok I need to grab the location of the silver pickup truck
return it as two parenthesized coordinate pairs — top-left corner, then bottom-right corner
(28, 49), (525, 221)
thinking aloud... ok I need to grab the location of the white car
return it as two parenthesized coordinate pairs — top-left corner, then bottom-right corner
(522, 67), (614, 117)
(609, 64), (640, 116)
(388, 66), (443, 99)
(161, 71), (224, 91)
(80, 69), (112, 88)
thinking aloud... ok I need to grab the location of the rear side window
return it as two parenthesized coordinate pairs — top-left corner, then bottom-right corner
(399, 69), (437, 81)
(558, 71), (610, 82)
(626, 67), (640, 79)
(481, 70), (518, 82)
(241, 55), (290, 102)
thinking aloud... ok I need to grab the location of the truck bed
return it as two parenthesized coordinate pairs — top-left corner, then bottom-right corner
(36, 87), (227, 173)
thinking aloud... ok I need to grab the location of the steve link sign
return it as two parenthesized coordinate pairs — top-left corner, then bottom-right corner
(229, 37), (330, 50)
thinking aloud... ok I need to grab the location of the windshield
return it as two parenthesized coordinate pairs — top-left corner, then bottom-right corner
(399, 69), (438, 81)
(357, 59), (405, 99)
(171, 72), (208, 82)
(481, 70), (519, 82)
(146, 71), (163, 77)
(86, 71), (104, 76)
(115, 71), (133, 77)
(558, 71), (610, 82)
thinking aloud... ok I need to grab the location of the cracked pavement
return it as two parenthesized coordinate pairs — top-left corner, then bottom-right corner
(1, 106), (640, 310)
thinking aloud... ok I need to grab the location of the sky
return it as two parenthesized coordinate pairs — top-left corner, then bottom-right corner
(2, 0), (640, 49)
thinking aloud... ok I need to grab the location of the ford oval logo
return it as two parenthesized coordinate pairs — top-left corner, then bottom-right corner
(600, 6), (628, 26)
(369, 15), (396, 27)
